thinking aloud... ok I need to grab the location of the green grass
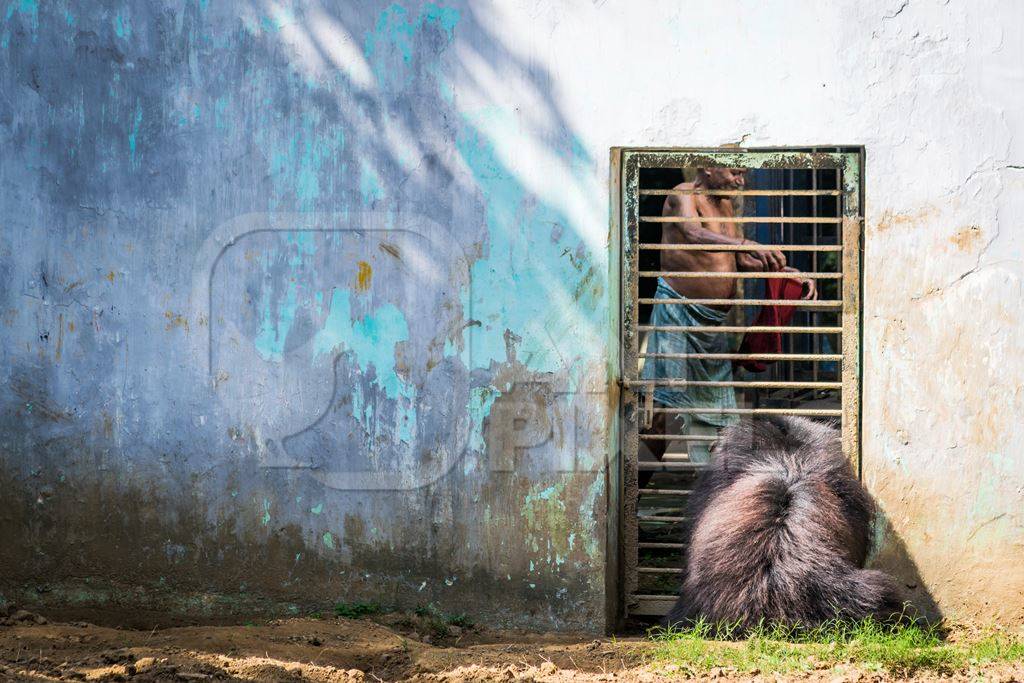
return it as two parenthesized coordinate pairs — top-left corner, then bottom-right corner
(332, 601), (383, 619)
(649, 617), (1024, 676)
(414, 603), (474, 636)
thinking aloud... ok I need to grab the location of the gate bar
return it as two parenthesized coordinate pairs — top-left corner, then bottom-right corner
(639, 298), (842, 307)
(640, 271), (841, 279)
(639, 243), (841, 251)
(638, 325), (841, 333)
(638, 489), (691, 496)
(639, 352), (843, 360)
(627, 379), (841, 389)
(651, 407), (842, 417)
(640, 189), (842, 196)
(641, 216), (843, 224)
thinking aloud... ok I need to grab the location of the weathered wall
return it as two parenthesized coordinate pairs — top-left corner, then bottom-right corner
(1, 0), (1022, 628)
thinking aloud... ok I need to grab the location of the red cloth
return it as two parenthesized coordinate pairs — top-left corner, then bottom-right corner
(734, 278), (805, 373)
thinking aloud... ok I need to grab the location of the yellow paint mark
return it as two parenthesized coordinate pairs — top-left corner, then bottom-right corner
(105, 270), (117, 283)
(949, 225), (983, 252)
(355, 261), (373, 291)
(164, 311), (190, 332)
(68, 320), (75, 332)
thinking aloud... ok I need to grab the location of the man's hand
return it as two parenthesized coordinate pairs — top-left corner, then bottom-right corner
(782, 266), (818, 300)
(737, 240), (786, 272)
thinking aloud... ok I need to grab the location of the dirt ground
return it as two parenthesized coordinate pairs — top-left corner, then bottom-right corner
(1, 607), (1022, 682)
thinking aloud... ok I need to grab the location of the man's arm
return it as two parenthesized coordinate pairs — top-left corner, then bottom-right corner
(663, 193), (785, 271)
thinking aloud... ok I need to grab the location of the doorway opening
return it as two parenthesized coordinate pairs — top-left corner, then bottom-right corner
(612, 147), (865, 621)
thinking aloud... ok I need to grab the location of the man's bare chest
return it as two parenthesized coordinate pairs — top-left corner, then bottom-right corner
(694, 200), (738, 237)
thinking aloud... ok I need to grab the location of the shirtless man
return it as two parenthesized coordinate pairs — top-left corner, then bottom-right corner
(640, 167), (813, 468)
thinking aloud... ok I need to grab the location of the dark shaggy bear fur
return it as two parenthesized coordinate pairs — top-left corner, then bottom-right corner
(665, 416), (904, 629)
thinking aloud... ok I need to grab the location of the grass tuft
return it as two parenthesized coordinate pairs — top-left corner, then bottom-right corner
(332, 601), (383, 619)
(649, 617), (1024, 676)
(414, 603), (474, 637)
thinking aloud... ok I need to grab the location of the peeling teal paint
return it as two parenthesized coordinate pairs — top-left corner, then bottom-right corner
(5, 0), (37, 26)
(313, 288), (417, 444)
(364, 3), (459, 89)
(213, 95), (229, 131)
(1, 0), (36, 47)
(254, 279), (297, 361)
(260, 6), (294, 33)
(0, 0), (611, 633)
(467, 385), (500, 452)
(529, 486), (558, 502)
(365, 5), (415, 71)
(261, 499), (271, 526)
(252, 233), (319, 361)
(455, 106), (603, 377)
(314, 289), (408, 398)
(421, 3), (460, 38)
(112, 12), (130, 39)
(259, 109), (345, 212)
(359, 159), (383, 204)
(127, 104), (142, 167)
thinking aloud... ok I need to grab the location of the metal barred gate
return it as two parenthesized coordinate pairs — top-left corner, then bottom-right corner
(612, 148), (864, 620)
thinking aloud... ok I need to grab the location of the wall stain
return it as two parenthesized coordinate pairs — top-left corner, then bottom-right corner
(355, 261), (373, 291)
(378, 242), (402, 260)
(871, 205), (939, 234)
(164, 311), (189, 332)
(949, 225), (983, 251)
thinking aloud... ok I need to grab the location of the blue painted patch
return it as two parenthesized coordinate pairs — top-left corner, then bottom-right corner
(421, 3), (460, 38)
(254, 279), (298, 361)
(261, 498), (272, 525)
(113, 13), (130, 39)
(259, 109), (345, 212)
(467, 385), (500, 452)
(313, 288), (418, 444)
(454, 106), (604, 377)
(364, 3), (459, 90)
(4, 0), (39, 46)
(127, 104), (142, 167)
(359, 159), (383, 204)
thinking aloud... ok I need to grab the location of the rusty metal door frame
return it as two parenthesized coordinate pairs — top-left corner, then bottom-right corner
(610, 147), (864, 624)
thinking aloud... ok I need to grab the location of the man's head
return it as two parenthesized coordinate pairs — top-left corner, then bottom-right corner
(697, 167), (747, 190)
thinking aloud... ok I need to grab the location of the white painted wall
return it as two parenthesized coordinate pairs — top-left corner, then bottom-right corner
(460, 0), (1024, 621)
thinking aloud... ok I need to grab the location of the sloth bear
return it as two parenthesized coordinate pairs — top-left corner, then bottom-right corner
(665, 416), (904, 628)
